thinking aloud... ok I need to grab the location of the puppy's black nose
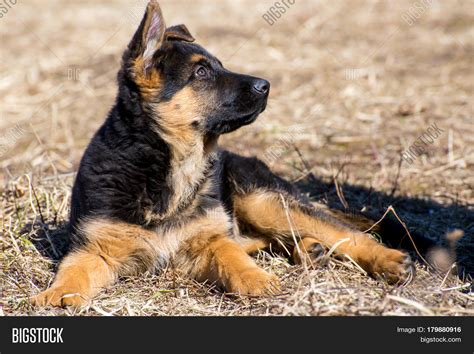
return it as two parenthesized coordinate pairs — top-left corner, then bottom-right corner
(252, 79), (270, 95)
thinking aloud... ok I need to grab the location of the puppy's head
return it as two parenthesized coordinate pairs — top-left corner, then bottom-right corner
(121, 0), (269, 142)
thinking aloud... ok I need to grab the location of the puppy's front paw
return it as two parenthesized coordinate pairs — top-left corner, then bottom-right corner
(31, 286), (87, 308)
(227, 268), (280, 296)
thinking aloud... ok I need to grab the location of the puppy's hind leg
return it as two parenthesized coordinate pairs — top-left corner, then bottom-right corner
(233, 191), (415, 285)
(31, 218), (159, 307)
(222, 151), (414, 284)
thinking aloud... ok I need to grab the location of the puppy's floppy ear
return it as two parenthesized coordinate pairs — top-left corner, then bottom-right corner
(165, 25), (195, 42)
(128, 0), (166, 72)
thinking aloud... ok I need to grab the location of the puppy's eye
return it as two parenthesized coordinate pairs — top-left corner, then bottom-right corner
(195, 65), (209, 79)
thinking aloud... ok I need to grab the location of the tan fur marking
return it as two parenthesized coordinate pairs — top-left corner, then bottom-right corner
(175, 233), (279, 296)
(31, 219), (160, 307)
(155, 206), (232, 262)
(323, 207), (381, 232)
(155, 86), (203, 153)
(232, 234), (269, 254)
(32, 209), (235, 307)
(150, 208), (279, 295)
(145, 87), (216, 220)
(133, 56), (162, 95)
(233, 191), (411, 283)
(189, 53), (209, 64)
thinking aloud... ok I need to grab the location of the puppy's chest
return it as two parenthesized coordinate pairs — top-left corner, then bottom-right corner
(150, 158), (225, 267)
(167, 149), (211, 212)
(143, 148), (218, 224)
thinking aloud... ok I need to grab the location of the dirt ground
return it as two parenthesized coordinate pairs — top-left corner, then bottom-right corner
(1, 0), (473, 316)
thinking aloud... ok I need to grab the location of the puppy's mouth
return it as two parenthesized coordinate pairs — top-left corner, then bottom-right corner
(240, 110), (260, 124)
(205, 100), (268, 135)
(239, 101), (268, 123)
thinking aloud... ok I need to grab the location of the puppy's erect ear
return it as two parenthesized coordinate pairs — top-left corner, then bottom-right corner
(165, 25), (195, 42)
(128, 0), (166, 73)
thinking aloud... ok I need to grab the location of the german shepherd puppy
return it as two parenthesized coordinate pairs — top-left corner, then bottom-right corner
(32, 0), (416, 307)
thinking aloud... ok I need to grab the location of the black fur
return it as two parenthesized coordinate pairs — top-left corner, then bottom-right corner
(70, 103), (173, 231)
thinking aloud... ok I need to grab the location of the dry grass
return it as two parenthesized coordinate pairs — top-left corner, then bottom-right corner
(1, 0), (473, 316)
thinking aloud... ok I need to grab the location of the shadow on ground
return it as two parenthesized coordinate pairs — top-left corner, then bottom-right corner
(29, 223), (69, 265)
(296, 174), (473, 281)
